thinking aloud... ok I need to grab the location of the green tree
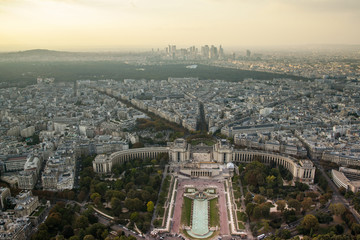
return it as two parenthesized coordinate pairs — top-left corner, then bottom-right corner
(95, 182), (108, 196)
(254, 194), (266, 204)
(90, 193), (101, 201)
(31, 223), (51, 240)
(45, 212), (62, 232)
(147, 201), (154, 212)
(94, 196), (102, 207)
(69, 236), (80, 240)
(266, 189), (273, 198)
(260, 203), (270, 218)
(329, 203), (346, 216)
(301, 197), (313, 212)
(62, 225), (74, 238)
(352, 223), (360, 235)
(283, 209), (297, 223)
(288, 199), (301, 212)
(245, 192), (253, 204)
(299, 214), (319, 233)
(276, 200), (286, 212)
(266, 175), (276, 188)
(246, 203), (256, 217)
(253, 206), (262, 219)
(83, 235), (95, 240)
(276, 229), (291, 239)
(130, 212), (139, 222)
(75, 215), (89, 229)
(339, 187), (347, 195)
(111, 197), (122, 207)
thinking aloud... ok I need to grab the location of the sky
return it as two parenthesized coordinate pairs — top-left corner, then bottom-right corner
(0, 0), (359, 51)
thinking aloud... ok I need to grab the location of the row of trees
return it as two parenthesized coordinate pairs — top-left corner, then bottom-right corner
(340, 187), (360, 214)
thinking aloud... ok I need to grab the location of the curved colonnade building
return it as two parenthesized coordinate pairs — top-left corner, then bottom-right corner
(331, 167), (360, 193)
(93, 138), (315, 184)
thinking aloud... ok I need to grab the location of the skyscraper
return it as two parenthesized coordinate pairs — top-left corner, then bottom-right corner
(246, 49), (251, 58)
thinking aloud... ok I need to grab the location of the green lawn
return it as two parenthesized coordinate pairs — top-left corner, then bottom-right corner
(209, 198), (220, 227)
(181, 197), (192, 226)
(238, 221), (245, 230)
(237, 211), (248, 222)
(31, 206), (46, 217)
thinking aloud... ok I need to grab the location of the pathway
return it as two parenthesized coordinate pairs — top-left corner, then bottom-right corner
(238, 178), (254, 240)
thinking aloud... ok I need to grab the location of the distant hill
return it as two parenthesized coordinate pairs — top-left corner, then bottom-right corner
(2, 49), (75, 58)
(16, 49), (64, 54)
(0, 49), (128, 62)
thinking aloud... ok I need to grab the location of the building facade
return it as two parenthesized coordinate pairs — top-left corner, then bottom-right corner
(92, 139), (316, 183)
(332, 167), (360, 193)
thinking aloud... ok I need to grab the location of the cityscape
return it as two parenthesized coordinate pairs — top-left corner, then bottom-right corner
(0, 0), (360, 240)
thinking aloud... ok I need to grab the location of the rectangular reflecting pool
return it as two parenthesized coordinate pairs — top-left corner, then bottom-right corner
(187, 199), (213, 238)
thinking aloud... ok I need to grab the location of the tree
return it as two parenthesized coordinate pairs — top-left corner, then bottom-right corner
(90, 193), (101, 202)
(334, 224), (344, 234)
(299, 214), (319, 233)
(67, 191), (75, 200)
(266, 189), (273, 198)
(339, 187), (347, 195)
(266, 175), (276, 188)
(253, 206), (263, 219)
(306, 191), (318, 200)
(75, 215), (89, 229)
(125, 198), (143, 211)
(245, 192), (253, 205)
(69, 236), (80, 240)
(95, 182), (107, 196)
(283, 209), (297, 223)
(141, 191), (151, 202)
(111, 197), (122, 215)
(344, 190), (354, 199)
(260, 203), (270, 218)
(246, 203), (256, 217)
(83, 235), (95, 240)
(77, 190), (87, 202)
(315, 212), (333, 224)
(276, 229), (291, 239)
(45, 212), (62, 232)
(352, 223), (360, 235)
(276, 200), (286, 212)
(296, 192), (305, 202)
(254, 194), (266, 204)
(62, 225), (74, 238)
(147, 201), (154, 212)
(295, 182), (309, 191)
(319, 195), (328, 206)
(329, 203), (346, 216)
(32, 228), (50, 240)
(94, 196), (102, 207)
(130, 212), (139, 222)
(288, 199), (301, 212)
(132, 142), (144, 148)
(85, 223), (107, 239)
(301, 197), (313, 212)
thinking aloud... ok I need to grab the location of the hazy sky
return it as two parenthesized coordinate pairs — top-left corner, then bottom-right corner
(0, 0), (359, 51)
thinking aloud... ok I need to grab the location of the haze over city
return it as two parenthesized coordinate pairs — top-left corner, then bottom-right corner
(1, 0), (360, 51)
